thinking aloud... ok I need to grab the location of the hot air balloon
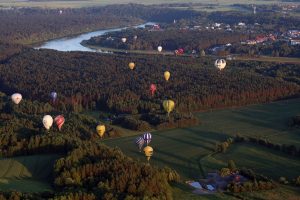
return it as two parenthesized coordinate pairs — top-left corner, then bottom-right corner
(96, 125), (106, 138)
(121, 38), (127, 43)
(128, 62), (135, 70)
(150, 84), (157, 96)
(43, 115), (53, 130)
(54, 115), (65, 131)
(59, 10), (63, 15)
(215, 59), (226, 70)
(143, 146), (153, 162)
(164, 71), (170, 81)
(133, 35), (138, 40)
(157, 46), (162, 52)
(135, 136), (145, 152)
(11, 93), (22, 105)
(163, 100), (175, 116)
(50, 92), (57, 102)
(143, 132), (152, 146)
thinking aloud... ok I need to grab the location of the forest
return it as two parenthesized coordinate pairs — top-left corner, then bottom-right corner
(84, 28), (249, 52)
(0, 4), (199, 44)
(0, 45), (299, 117)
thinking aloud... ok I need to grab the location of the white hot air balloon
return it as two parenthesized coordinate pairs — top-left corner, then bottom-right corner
(215, 59), (226, 70)
(133, 35), (138, 40)
(121, 38), (127, 43)
(43, 115), (53, 130)
(11, 93), (22, 105)
(157, 46), (163, 52)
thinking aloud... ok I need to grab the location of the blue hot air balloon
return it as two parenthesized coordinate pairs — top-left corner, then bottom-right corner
(50, 92), (57, 102)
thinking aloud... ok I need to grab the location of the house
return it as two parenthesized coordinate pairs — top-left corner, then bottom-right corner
(290, 39), (300, 45)
(189, 182), (203, 189)
(206, 184), (215, 191)
(238, 22), (246, 26)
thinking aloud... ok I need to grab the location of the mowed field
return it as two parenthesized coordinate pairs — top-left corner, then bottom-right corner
(0, 0), (296, 9)
(0, 154), (60, 192)
(104, 98), (300, 182)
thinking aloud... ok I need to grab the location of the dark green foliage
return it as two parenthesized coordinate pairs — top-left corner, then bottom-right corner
(53, 142), (175, 199)
(0, 4), (199, 44)
(85, 28), (249, 52)
(0, 47), (298, 117)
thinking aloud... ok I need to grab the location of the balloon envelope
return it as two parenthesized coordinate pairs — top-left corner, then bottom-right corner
(164, 71), (170, 81)
(50, 92), (57, 101)
(150, 84), (157, 96)
(163, 100), (175, 115)
(143, 132), (152, 146)
(143, 146), (153, 161)
(215, 59), (226, 70)
(43, 115), (53, 130)
(96, 125), (106, 138)
(157, 46), (162, 52)
(54, 115), (65, 131)
(11, 93), (22, 105)
(121, 38), (127, 43)
(135, 136), (145, 151)
(128, 62), (135, 70)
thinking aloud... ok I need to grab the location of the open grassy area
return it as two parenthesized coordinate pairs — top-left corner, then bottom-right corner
(0, 154), (61, 192)
(0, 0), (296, 9)
(104, 98), (300, 180)
(104, 98), (300, 199)
(202, 143), (300, 179)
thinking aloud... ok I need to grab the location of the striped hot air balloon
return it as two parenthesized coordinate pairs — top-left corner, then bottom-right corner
(143, 132), (152, 146)
(135, 136), (145, 152)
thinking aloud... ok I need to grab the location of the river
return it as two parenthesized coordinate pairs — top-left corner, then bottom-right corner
(37, 22), (155, 52)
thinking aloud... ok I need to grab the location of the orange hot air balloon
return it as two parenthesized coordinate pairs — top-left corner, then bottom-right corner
(143, 146), (153, 162)
(150, 84), (157, 96)
(129, 62), (135, 70)
(54, 115), (65, 131)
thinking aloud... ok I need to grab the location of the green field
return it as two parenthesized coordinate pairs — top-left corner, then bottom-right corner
(0, 154), (60, 192)
(103, 98), (300, 198)
(0, 0), (297, 9)
(104, 98), (300, 180)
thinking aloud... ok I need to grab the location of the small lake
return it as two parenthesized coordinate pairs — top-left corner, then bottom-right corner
(37, 22), (155, 52)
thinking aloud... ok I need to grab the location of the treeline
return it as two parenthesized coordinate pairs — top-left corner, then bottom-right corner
(113, 112), (199, 131)
(0, 4), (200, 44)
(85, 28), (249, 52)
(230, 41), (300, 58)
(0, 47), (298, 116)
(227, 168), (277, 193)
(235, 134), (300, 157)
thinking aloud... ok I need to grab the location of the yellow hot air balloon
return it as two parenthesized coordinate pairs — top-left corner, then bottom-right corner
(129, 62), (135, 70)
(164, 71), (170, 81)
(163, 100), (175, 116)
(143, 146), (153, 162)
(96, 125), (106, 138)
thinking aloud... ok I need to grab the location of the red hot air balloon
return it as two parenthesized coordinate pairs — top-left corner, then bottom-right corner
(150, 84), (157, 96)
(178, 48), (184, 54)
(54, 115), (65, 131)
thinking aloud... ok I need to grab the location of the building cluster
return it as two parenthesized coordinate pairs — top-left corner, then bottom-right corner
(242, 34), (276, 45)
